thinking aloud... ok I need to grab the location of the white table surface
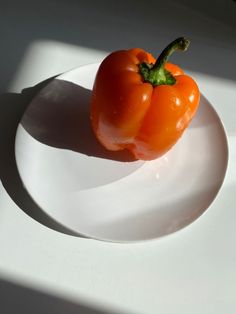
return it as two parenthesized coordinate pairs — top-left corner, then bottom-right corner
(0, 1), (236, 313)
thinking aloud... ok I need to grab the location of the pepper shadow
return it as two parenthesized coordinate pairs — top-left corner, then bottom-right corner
(20, 78), (135, 162)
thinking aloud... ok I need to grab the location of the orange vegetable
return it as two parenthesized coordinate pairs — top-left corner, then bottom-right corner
(90, 37), (200, 160)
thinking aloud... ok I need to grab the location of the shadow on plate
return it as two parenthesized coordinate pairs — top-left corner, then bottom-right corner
(20, 79), (135, 162)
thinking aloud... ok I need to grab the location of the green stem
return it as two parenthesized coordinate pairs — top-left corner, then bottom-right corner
(139, 37), (190, 86)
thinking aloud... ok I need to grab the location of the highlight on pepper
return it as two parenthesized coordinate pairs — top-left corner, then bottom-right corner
(90, 37), (200, 160)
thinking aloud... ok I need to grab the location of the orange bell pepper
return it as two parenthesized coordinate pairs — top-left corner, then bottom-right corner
(90, 37), (200, 160)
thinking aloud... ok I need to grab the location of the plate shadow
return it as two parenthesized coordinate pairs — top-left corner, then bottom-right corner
(0, 77), (87, 237)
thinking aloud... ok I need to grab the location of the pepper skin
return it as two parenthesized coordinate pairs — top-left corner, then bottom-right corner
(90, 37), (200, 160)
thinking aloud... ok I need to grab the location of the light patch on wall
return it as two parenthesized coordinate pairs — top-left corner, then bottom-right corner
(8, 40), (108, 93)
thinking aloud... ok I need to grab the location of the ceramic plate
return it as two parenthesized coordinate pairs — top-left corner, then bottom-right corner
(15, 63), (228, 242)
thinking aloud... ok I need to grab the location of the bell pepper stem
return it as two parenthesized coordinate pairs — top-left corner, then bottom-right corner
(153, 37), (190, 71)
(139, 37), (190, 86)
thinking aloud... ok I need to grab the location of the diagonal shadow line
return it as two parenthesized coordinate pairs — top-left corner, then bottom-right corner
(0, 276), (130, 314)
(0, 77), (85, 237)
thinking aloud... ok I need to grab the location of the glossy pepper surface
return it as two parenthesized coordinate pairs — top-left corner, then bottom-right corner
(90, 37), (200, 160)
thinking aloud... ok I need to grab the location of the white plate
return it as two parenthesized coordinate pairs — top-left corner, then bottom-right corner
(15, 63), (228, 242)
